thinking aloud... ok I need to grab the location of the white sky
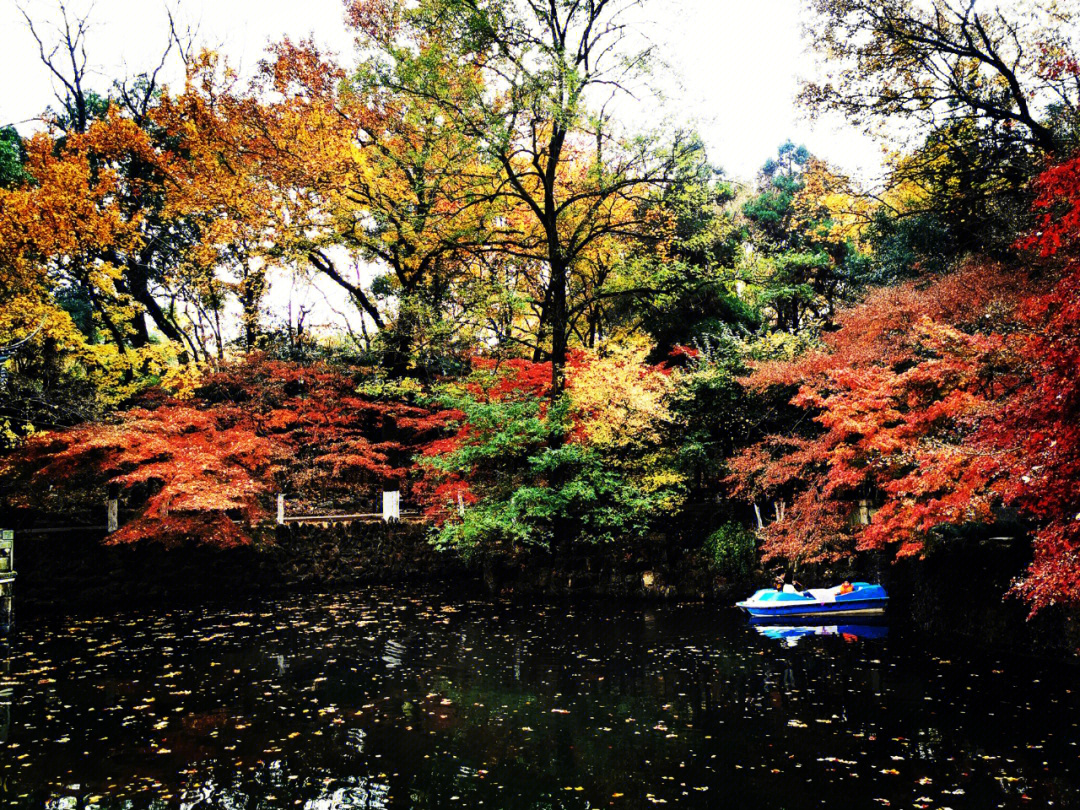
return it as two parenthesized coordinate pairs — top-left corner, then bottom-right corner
(0, 0), (886, 181)
(0, 0), (887, 336)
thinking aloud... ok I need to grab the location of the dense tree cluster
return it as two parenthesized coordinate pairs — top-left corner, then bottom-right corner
(416, 344), (682, 556)
(2, 0), (1080, 610)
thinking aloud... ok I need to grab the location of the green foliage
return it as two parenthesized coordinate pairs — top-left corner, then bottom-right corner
(743, 141), (810, 247)
(743, 329), (819, 362)
(615, 258), (760, 358)
(607, 135), (758, 357)
(0, 127), (28, 189)
(431, 441), (662, 556)
(372, 293), (474, 379)
(355, 375), (427, 403)
(658, 136), (744, 269)
(419, 360), (675, 557)
(669, 338), (752, 492)
(879, 121), (1037, 266)
(739, 143), (866, 333)
(860, 209), (952, 284)
(702, 522), (757, 578)
(54, 284), (96, 337)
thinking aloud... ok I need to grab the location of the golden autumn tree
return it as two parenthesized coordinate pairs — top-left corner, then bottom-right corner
(182, 36), (496, 374)
(792, 158), (872, 250)
(567, 340), (685, 504)
(5, 3), (244, 367)
(351, 0), (694, 392)
(446, 146), (665, 361)
(151, 52), (286, 354)
(0, 121), (189, 443)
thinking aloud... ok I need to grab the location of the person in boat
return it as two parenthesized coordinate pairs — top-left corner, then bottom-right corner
(776, 571), (803, 593)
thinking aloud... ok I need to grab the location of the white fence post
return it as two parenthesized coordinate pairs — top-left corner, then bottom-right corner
(107, 483), (119, 533)
(277, 494), (285, 525)
(382, 490), (400, 523)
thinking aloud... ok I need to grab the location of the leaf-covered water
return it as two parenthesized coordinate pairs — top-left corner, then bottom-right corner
(0, 590), (1077, 808)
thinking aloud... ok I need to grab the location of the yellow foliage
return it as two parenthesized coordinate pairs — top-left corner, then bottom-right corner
(160, 361), (205, 400)
(793, 158), (873, 246)
(567, 341), (675, 450)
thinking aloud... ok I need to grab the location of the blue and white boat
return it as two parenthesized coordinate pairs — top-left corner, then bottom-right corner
(736, 582), (888, 620)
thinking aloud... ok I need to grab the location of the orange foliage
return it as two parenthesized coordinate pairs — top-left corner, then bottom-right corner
(21, 406), (280, 548)
(985, 153), (1080, 610)
(730, 262), (1028, 565)
(5, 357), (449, 547)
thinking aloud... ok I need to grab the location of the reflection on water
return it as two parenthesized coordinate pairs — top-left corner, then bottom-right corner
(751, 622), (890, 646)
(0, 590), (1076, 809)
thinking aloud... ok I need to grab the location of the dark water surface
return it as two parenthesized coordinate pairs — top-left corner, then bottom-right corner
(1, 590), (1077, 809)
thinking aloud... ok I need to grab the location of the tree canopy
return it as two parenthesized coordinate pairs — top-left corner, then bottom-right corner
(3, 0), (1080, 615)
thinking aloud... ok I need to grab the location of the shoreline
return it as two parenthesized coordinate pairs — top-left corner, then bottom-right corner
(9, 521), (1080, 659)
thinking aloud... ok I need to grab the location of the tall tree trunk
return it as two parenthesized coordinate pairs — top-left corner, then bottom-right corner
(549, 258), (568, 394)
(238, 262), (265, 351)
(385, 316), (415, 378)
(532, 281), (553, 363)
(125, 265), (191, 363)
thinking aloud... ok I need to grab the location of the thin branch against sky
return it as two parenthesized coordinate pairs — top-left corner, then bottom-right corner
(0, 0), (884, 182)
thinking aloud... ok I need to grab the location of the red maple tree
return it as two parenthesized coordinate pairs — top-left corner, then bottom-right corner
(731, 153), (1080, 612)
(14, 404), (282, 548)
(730, 262), (1026, 565)
(985, 154), (1080, 610)
(4, 356), (448, 547)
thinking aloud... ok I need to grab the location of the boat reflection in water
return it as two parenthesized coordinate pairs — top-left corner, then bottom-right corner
(750, 618), (889, 647)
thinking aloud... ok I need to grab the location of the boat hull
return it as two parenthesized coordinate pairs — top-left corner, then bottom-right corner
(738, 599), (888, 620)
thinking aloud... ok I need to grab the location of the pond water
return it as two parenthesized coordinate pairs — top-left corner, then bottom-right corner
(1, 590), (1078, 809)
